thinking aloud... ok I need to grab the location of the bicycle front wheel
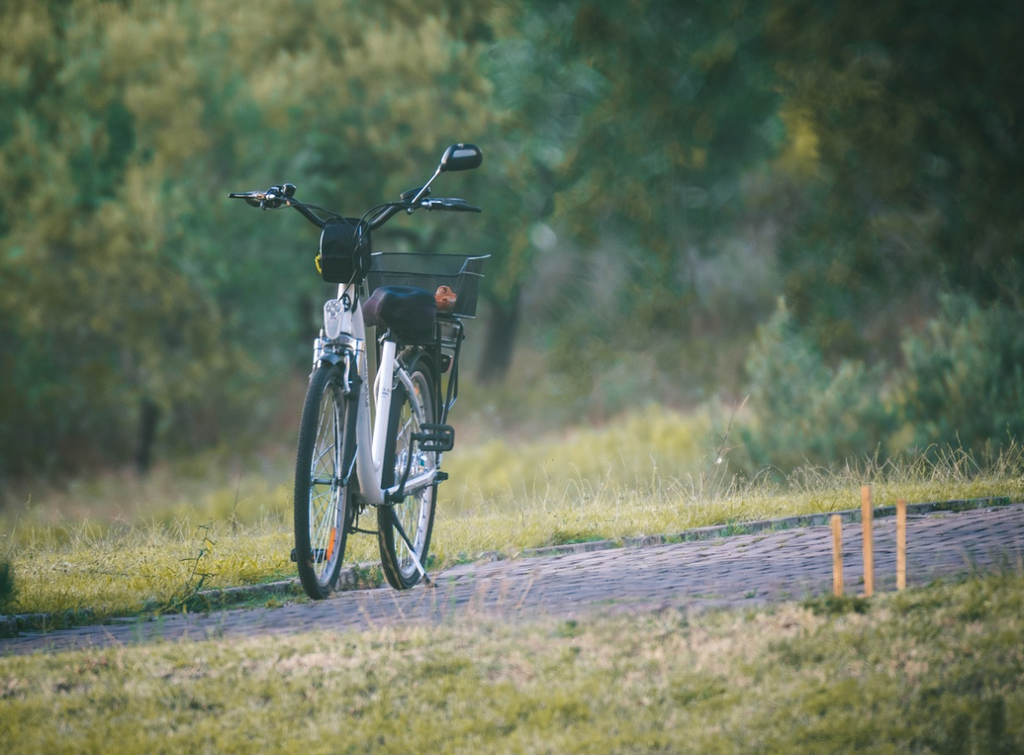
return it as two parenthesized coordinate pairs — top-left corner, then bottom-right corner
(378, 353), (438, 590)
(293, 364), (353, 600)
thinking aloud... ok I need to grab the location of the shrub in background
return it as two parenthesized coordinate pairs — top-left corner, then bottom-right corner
(740, 300), (895, 471)
(895, 295), (1024, 454)
(741, 296), (1024, 472)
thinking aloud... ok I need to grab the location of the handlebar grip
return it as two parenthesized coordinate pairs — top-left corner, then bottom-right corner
(229, 191), (265, 208)
(421, 198), (482, 213)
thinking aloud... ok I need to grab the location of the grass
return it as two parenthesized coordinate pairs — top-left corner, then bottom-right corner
(1, 569), (1023, 753)
(1, 404), (1022, 622)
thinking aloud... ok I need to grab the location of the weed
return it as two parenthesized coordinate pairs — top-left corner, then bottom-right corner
(161, 523), (216, 614)
(555, 619), (580, 638)
(802, 593), (871, 616)
(544, 530), (602, 547)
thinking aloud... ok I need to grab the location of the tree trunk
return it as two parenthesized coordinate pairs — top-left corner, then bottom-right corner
(136, 397), (160, 474)
(476, 288), (521, 384)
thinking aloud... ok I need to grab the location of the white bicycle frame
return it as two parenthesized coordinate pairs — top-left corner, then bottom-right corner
(319, 282), (439, 509)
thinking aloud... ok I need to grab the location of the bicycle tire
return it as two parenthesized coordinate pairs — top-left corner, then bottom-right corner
(293, 364), (353, 599)
(378, 352), (438, 589)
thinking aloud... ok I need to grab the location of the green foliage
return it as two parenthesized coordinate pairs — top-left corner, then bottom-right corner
(801, 592), (870, 616)
(741, 300), (895, 470)
(0, 0), (501, 477)
(490, 0), (783, 387)
(897, 295), (1024, 454)
(742, 297), (1024, 470)
(540, 0), (780, 243)
(489, 0), (1024, 421)
(3, 0), (1022, 479)
(770, 0), (1024, 354)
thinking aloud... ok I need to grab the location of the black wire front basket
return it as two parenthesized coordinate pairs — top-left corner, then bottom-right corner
(366, 253), (489, 318)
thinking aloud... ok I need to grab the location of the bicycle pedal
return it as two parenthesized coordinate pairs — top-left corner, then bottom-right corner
(291, 547), (328, 564)
(412, 423), (455, 453)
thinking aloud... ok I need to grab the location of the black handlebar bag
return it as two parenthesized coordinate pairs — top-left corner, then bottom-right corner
(317, 220), (371, 283)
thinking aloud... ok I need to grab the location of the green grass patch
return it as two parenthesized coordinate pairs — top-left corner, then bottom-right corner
(2, 571), (1023, 753)
(802, 593), (872, 616)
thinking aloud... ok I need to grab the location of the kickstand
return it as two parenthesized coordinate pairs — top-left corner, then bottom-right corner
(387, 506), (433, 587)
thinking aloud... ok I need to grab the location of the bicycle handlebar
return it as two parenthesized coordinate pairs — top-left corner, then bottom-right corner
(229, 143), (483, 235)
(229, 142), (483, 238)
(227, 186), (481, 230)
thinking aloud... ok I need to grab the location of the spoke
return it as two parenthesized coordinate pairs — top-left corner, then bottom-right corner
(393, 383), (429, 572)
(381, 365), (437, 584)
(308, 387), (345, 578)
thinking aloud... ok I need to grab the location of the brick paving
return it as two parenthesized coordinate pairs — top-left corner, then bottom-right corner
(2, 503), (1022, 656)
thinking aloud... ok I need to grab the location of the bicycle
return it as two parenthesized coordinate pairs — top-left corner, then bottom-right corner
(229, 144), (487, 600)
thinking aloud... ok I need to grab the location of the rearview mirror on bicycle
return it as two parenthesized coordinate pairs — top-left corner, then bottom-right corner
(439, 143), (483, 172)
(228, 144), (489, 600)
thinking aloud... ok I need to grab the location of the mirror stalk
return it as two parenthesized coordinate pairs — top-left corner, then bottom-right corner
(406, 144), (482, 213)
(407, 167), (442, 211)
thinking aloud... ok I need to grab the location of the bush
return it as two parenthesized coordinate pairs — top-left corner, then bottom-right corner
(740, 300), (894, 470)
(741, 296), (1024, 471)
(896, 295), (1024, 454)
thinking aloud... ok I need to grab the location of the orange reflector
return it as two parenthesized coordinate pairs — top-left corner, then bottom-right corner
(326, 527), (337, 562)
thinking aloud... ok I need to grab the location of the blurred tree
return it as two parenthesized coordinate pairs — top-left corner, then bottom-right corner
(476, 0), (782, 396)
(6, 0), (1019, 478)
(0, 0), (500, 478)
(0, 0), (269, 474)
(470, 3), (608, 382)
(768, 0), (1024, 358)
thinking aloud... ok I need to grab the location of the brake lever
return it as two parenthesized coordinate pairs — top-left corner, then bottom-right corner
(228, 184), (297, 210)
(262, 185), (298, 210)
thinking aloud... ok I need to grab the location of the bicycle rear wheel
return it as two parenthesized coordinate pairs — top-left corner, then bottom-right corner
(378, 353), (438, 590)
(294, 364), (353, 600)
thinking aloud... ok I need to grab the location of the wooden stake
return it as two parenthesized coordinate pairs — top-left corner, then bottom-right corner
(831, 514), (844, 596)
(861, 485), (874, 597)
(897, 498), (907, 591)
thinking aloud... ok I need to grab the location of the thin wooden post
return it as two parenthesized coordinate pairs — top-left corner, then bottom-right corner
(861, 485), (874, 597)
(831, 514), (844, 596)
(897, 498), (907, 591)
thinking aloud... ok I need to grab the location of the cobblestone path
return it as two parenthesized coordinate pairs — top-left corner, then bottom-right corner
(3, 503), (1022, 656)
